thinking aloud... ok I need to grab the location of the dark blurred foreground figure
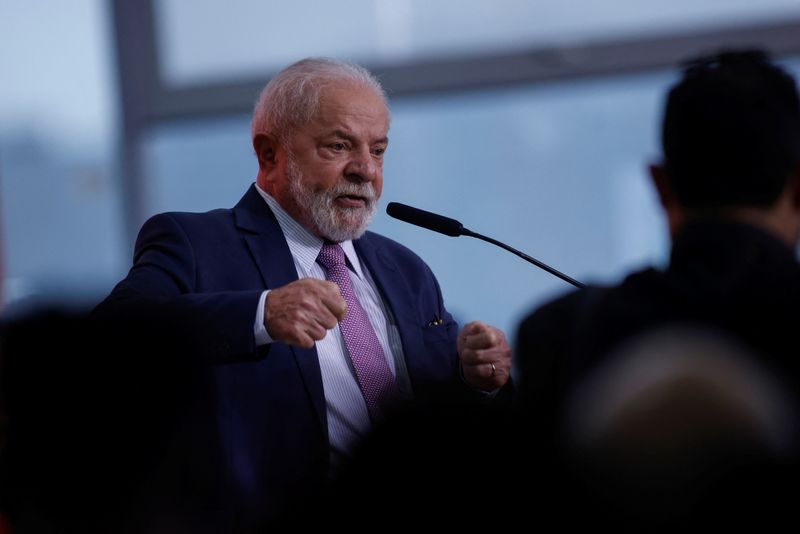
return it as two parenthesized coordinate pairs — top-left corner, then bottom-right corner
(516, 50), (800, 528)
(563, 327), (797, 530)
(270, 388), (520, 532)
(0, 307), (222, 533)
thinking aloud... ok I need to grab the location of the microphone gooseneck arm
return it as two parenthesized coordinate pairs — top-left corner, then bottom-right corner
(460, 228), (585, 289)
(385, 202), (585, 289)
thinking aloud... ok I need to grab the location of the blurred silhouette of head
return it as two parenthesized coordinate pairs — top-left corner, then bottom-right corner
(567, 326), (796, 456)
(564, 325), (798, 530)
(660, 49), (800, 210)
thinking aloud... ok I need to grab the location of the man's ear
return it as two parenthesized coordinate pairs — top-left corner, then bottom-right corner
(649, 163), (686, 236)
(649, 163), (674, 211)
(253, 134), (278, 172)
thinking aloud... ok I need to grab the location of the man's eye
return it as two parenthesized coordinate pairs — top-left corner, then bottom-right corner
(372, 147), (386, 156)
(330, 142), (346, 151)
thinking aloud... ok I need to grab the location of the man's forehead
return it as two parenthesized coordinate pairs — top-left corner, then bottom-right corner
(311, 87), (389, 133)
(318, 80), (386, 108)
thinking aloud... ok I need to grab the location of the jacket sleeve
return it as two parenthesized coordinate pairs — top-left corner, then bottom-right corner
(94, 213), (267, 363)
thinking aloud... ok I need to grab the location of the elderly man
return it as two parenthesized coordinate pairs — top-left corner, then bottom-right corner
(99, 58), (511, 527)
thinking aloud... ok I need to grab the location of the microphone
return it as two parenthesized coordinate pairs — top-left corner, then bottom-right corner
(386, 202), (585, 289)
(386, 202), (465, 237)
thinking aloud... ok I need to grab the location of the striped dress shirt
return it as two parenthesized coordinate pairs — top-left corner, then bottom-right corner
(252, 185), (412, 473)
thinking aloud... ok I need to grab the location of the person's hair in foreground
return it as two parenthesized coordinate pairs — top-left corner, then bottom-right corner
(661, 49), (800, 210)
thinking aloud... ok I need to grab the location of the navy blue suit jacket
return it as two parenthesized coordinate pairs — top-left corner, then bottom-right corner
(100, 184), (461, 524)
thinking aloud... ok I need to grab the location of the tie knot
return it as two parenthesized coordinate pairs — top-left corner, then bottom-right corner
(317, 242), (346, 271)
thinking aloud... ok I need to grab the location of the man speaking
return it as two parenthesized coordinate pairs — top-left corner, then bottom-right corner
(99, 57), (512, 528)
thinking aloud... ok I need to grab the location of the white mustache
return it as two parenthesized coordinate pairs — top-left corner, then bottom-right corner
(328, 182), (376, 203)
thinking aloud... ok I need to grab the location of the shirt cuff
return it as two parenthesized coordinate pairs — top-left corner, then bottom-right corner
(254, 290), (274, 346)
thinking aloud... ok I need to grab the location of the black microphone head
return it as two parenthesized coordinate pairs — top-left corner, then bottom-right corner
(386, 202), (464, 237)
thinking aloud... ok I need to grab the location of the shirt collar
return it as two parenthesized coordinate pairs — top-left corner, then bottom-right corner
(254, 183), (365, 279)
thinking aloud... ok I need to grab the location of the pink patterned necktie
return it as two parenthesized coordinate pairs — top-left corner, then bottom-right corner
(317, 243), (397, 420)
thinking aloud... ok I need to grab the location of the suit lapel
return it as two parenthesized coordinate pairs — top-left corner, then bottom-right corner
(354, 234), (427, 392)
(234, 185), (297, 290)
(233, 185), (327, 436)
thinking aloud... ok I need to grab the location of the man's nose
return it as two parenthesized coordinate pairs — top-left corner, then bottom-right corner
(345, 148), (379, 183)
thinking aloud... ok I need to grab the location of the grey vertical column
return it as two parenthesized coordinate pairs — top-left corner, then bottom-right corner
(110, 0), (162, 246)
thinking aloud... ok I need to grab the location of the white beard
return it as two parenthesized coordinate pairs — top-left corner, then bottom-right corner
(286, 156), (377, 242)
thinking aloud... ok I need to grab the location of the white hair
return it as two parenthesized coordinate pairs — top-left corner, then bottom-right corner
(251, 57), (388, 142)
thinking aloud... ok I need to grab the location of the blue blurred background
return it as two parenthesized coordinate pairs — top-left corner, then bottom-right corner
(1, 0), (799, 339)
